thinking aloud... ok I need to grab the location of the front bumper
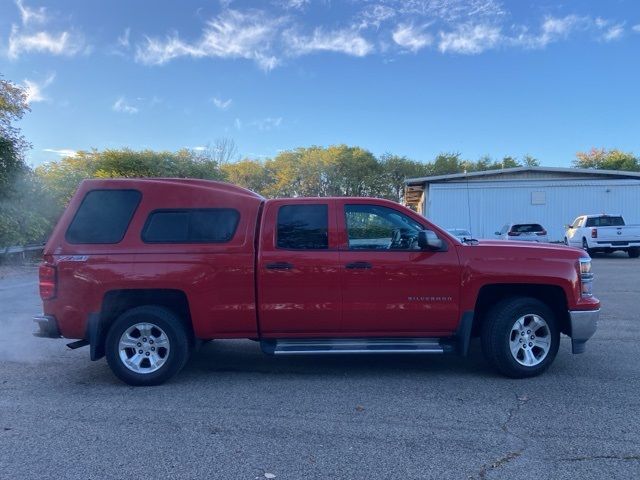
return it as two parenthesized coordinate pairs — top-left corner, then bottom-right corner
(569, 309), (599, 354)
(33, 315), (61, 338)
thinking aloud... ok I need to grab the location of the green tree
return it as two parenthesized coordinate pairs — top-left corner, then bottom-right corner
(573, 148), (640, 171)
(36, 148), (225, 208)
(430, 153), (464, 175)
(379, 153), (430, 202)
(0, 75), (30, 199)
(221, 158), (271, 194)
(0, 76), (57, 247)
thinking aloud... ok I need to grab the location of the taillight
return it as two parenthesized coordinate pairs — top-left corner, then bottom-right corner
(39, 263), (57, 300)
(536, 229), (547, 236)
(507, 231), (519, 236)
(591, 228), (597, 238)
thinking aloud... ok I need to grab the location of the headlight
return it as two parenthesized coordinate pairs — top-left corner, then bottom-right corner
(579, 258), (593, 297)
(580, 258), (591, 274)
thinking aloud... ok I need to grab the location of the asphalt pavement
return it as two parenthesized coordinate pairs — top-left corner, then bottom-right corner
(0, 256), (639, 479)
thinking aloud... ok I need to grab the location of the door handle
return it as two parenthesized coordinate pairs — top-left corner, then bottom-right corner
(265, 262), (294, 270)
(345, 262), (372, 269)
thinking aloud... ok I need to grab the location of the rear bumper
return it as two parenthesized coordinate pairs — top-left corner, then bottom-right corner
(33, 315), (61, 338)
(569, 309), (599, 354)
(592, 243), (640, 249)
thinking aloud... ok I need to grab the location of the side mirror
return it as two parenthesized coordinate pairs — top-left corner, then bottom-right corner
(494, 231), (501, 236)
(418, 230), (444, 251)
(565, 225), (573, 230)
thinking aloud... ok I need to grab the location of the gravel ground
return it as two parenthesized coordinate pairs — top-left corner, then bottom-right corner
(0, 255), (639, 479)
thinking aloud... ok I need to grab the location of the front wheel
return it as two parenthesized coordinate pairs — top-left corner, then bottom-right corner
(481, 297), (560, 378)
(105, 306), (191, 386)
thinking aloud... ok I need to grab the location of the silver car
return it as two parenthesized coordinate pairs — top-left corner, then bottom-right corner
(495, 223), (549, 242)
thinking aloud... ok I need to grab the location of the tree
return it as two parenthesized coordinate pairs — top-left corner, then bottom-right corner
(205, 137), (240, 165)
(36, 148), (225, 208)
(573, 148), (640, 171)
(379, 153), (430, 202)
(221, 158), (271, 194)
(0, 75), (30, 199)
(430, 153), (464, 175)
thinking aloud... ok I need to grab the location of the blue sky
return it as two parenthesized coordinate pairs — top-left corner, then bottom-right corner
(1, 0), (639, 167)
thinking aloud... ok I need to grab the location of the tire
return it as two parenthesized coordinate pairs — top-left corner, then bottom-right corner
(629, 247), (640, 258)
(582, 238), (593, 256)
(563, 237), (568, 246)
(481, 297), (560, 378)
(105, 305), (191, 386)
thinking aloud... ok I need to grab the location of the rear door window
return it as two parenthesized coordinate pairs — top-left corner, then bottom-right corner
(142, 209), (240, 243)
(277, 204), (328, 249)
(66, 189), (141, 244)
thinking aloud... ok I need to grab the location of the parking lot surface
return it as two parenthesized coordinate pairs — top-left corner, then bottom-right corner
(1, 256), (639, 479)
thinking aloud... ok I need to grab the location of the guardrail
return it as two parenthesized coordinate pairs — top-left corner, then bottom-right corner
(1, 244), (45, 257)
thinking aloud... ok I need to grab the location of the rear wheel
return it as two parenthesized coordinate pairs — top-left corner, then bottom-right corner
(629, 247), (640, 258)
(481, 297), (560, 378)
(582, 238), (593, 256)
(105, 306), (191, 386)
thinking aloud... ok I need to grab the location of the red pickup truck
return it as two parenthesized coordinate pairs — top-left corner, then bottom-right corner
(35, 179), (600, 385)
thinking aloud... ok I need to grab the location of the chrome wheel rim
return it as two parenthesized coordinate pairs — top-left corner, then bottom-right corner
(509, 314), (551, 367)
(118, 323), (170, 374)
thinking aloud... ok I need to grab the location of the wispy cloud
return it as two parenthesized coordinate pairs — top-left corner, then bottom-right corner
(384, 0), (505, 23)
(601, 24), (624, 42)
(593, 18), (624, 42)
(135, 9), (284, 70)
(392, 23), (432, 52)
(212, 96), (232, 110)
(250, 117), (282, 130)
(633, 24), (640, 33)
(284, 28), (373, 57)
(438, 23), (501, 54)
(357, 4), (396, 29)
(7, 26), (84, 58)
(117, 27), (131, 48)
(129, 4), (630, 68)
(43, 148), (77, 157)
(112, 96), (139, 114)
(22, 73), (55, 104)
(15, 0), (46, 26)
(275, 0), (309, 10)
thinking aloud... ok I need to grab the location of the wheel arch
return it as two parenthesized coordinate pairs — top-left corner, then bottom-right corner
(472, 283), (570, 337)
(87, 289), (193, 361)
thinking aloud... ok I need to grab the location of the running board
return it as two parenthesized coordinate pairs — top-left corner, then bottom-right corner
(261, 338), (455, 355)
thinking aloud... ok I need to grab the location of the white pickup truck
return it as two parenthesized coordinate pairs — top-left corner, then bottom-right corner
(565, 214), (640, 258)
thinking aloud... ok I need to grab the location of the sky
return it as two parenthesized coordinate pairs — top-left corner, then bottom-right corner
(1, 0), (639, 167)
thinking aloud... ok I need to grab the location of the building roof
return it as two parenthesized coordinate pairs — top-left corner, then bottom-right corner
(405, 166), (640, 186)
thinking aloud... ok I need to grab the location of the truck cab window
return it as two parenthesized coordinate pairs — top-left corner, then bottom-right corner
(277, 204), (328, 249)
(345, 204), (423, 250)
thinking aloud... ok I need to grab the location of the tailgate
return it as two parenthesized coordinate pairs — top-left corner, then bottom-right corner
(595, 226), (640, 242)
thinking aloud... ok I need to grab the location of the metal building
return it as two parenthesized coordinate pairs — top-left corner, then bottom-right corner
(404, 167), (640, 241)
